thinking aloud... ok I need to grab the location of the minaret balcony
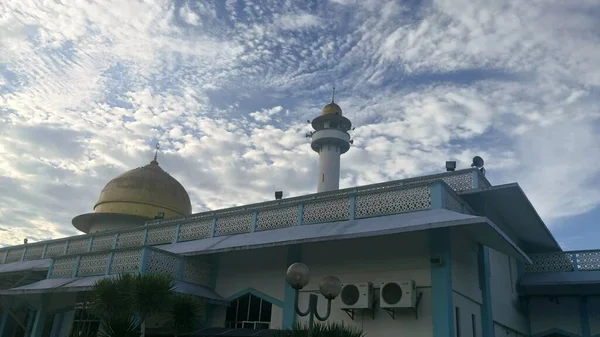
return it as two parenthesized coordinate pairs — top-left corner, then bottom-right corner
(310, 129), (351, 153)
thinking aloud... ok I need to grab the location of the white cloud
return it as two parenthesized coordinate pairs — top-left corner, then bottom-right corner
(1, 0), (600, 248)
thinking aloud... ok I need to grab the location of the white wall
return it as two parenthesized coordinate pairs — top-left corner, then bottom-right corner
(211, 246), (287, 329)
(489, 248), (529, 335)
(454, 293), (481, 337)
(493, 322), (528, 337)
(211, 231), (434, 336)
(297, 232), (433, 337)
(451, 232), (482, 305)
(529, 296), (581, 336)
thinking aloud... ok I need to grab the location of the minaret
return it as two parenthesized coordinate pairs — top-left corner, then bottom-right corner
(308, 88), (352, 192)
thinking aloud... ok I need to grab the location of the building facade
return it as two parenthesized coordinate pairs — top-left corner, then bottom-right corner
(0, 100), (598, 337)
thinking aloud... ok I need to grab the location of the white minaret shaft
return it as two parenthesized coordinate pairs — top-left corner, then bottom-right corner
(310, 89), (352, 193)
(317, 144), (342, 192)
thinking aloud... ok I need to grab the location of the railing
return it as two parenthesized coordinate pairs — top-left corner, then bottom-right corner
(0, 169), (483, 265)
(47, 247), (214, 286)
(525, 250), (600, 273)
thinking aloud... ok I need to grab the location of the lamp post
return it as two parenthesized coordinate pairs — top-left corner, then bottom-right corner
(285, 262), (342, 337)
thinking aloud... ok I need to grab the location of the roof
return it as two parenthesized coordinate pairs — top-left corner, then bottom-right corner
(73, 160), (192, 233)
(459, 183), (561, 253)
(158, 209), (531, 263)
(520, 271), (600, 296)
(0, 259), (51, 274)
(0, 276), (225, 303)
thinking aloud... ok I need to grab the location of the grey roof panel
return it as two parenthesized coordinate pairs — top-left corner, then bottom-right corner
(158, 209), (530, 262)
(460, 184), (561, 253)
(0, 259), (51, 274)
(173, 281), (226, 304)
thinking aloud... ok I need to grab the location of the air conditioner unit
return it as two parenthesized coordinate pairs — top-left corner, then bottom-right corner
(339, 282), (373, 309)
(380, 280), (417, 308)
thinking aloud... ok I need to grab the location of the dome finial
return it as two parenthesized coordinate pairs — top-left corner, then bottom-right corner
(331, 86), (335, 103)
(152, 142), (160, 164)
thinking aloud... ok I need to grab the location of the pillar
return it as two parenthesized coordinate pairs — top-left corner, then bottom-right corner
(478, 244), (494, 337)
(282, 245), (302, 329)
(0, 312), (11, 336)
(430, 226), (454, 337)
(581, 296), (590, 337)
(203, 255), (220, 328)
(29, 296), (49, 337)
(49, 312), (64, 337)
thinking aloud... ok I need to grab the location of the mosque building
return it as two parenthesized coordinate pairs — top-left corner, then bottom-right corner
(0, 95), (599, 337)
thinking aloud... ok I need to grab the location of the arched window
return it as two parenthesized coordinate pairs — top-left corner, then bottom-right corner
(225, 293), (272, 329)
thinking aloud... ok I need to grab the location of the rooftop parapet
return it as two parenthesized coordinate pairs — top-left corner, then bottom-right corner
(0, 169), (486, 264)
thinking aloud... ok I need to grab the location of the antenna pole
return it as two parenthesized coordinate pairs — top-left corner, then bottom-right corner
(153, 142), (160, 163)
(331, 87), (335, 103)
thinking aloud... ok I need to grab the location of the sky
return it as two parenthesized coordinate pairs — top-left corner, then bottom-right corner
(1, 0), (599, 250)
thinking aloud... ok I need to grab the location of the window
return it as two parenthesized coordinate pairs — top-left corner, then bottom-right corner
(471, 313), (477, 337)
(455, 307), (461, 337)
(69, 294), (100, 337)
(225, 294), (272, 329)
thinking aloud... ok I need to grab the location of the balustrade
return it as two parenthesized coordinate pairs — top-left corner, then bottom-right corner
(0, 169), (481, 264)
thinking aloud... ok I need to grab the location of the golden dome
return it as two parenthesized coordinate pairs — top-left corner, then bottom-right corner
(93, 160), (192, 220)
(322, 102), (343, 116)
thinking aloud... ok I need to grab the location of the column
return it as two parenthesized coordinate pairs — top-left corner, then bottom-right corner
(581, 296), (590, 337)
(478, 244), (494, 337)
(29, 296), (49, 337)
(0, 311), (11, 336)
(430, 227), (455, 337)
(203, 255), (220, 328)
(282, 245), (302, 330)
(49, 312), (64, 337)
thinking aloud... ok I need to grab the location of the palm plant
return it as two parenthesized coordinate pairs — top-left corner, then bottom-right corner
(274, 322), (366, 337)
(90, 273), (176, 337)
(166, 295), (201, 337)
(128, 273), (175, 337)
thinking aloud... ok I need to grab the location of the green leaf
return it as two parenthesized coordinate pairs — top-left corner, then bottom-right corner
(165, 295), (201, 334)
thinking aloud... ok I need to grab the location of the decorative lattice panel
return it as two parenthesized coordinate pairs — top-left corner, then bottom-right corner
(110, 250), (142, 274)
(45, 242), (67, 258)
(256, 206), (297, 231)
(179, 219), (213, 242)
(445, 191), (464, 213)
(51, 257), (78, 278)
(78, 253), (110, 276)
(575, 251), (600, 271)
(215, 213), (252, 236)
(355, 186), (431, 219)
(303, 198), (350, 224)
(146, 225), (177, 245)
(4, 249), (24, 263)
(442, 172), (475, 192)
(117, 231), (144, 248)
(182, 258), (212, 286)
(145, 250), (179, 278)
(526, 253), (575, 273)
(67, 239), (90, 254)
(24, 245), (45, 260)
(91, 235), (116, 252)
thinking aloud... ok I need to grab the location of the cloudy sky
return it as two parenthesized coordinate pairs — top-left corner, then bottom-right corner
(1, 0), (599, 250)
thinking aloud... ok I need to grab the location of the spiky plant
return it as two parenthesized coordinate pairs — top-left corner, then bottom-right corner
(90, 274), (135, 319)
(127, 273), (175, 337)
(90, 273), (175, 337)
(275, 322), (366, 337)
(96, 316), (139, 337)
(166, 295), (201, 337)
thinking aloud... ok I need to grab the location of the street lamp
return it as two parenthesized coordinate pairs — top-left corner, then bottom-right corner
(285, 263), (342, 336)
